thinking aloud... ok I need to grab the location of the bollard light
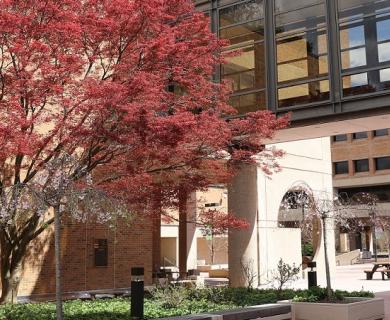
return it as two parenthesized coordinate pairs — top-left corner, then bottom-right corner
(307, 261), (317, 289)
(131, 267), (144, 319)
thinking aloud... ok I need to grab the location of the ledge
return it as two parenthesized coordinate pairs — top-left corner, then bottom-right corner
(156, 304), (292, 320)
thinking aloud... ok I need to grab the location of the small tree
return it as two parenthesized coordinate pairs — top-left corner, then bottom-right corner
(240, 257), (257, 291)
(198, 209), (249, 265)
(280, 186), (350, 300)
(281, 186), (390, 300)
(272, 258), (300, 298)
(15, 153), (131, 319)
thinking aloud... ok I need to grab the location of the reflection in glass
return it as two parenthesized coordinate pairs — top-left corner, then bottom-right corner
(222, 44), (265, 92)
(338, 0), (374, 12)
(378, 42), (390, 62)
(340, 26), (365, 49)
(278, 80), (330, 107)
(342, 72), (367, 88)
(354, 159), (369, 172)
(275, 0), (321, 14)
(377, 19), (390, 41)
(277, 32), (328, 83)
(342, 72), (371, 96)
(219, 0), (264, 27)
(277, 37), (307, 63)
(341, 47), (367, 69)
(334, 161), (349, 175)
(380, 68), (390, 82)
(275, 4), (326, 34)
(220, 20), (264, 45)
(229, 91), (266, 114)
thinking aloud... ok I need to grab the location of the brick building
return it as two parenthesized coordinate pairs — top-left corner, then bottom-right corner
(15, 216), (154, 301)
(331, 129), (390, 257)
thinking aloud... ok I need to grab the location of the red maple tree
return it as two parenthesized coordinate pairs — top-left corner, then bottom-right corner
(0, 0), (288, 303)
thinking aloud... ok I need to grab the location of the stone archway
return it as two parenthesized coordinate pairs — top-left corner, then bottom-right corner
(228, 137), (336, 287)
(277, 188), (322, 270)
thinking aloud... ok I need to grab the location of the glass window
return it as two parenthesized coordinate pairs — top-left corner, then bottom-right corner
(378, 42), (390, 62)
(375, 156), (390, 170)
(333, 134), (348, 142)
(223, 44), (265, 92)
(94, 239), (108, 267)
(278, 80), (330, 108)
(339, 1), (390, 97)
(342, 72), (372, 96)
(374, 129), (388, 136)
(274, 0), (321, 14)
(352, 131), (368, 139)
(340, 25), (365, 49)
(380, 68), (390, 82)
(341, 47), (367, 69)
(219, 0), (264, 27)
(220, 0), (266, 114)
(275, 4), (326, 34)
(275, 0), (329, 108)
(377, 19), (390, 41)
(229, 91), (266, 113)
(334, 161), (349, 174)
(220, 20), (264, 45)
(354, 159), (369, 172)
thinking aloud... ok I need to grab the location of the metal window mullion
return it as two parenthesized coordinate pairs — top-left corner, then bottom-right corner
(265, 0), (277, 112)
(326, 0), (342, 105)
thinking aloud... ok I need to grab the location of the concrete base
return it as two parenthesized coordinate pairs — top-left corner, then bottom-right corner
(285, 297), (384, 320)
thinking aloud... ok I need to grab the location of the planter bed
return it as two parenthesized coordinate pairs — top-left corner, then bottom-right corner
(279, 297), (384, 320)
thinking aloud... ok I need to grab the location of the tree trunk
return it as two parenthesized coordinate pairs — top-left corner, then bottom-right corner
(210, 236), (215, 265)
(0, 259), (22, 304)
(54, 205), (63, 320)
(322, 216), (332, 300)
(0, 239), (25, 304)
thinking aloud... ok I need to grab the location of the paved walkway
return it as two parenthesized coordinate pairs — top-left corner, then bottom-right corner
(265, 264), (390, 320)
(332, 264), (390, 320)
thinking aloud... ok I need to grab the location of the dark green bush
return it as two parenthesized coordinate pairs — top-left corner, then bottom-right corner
(0, 287), (374, 319)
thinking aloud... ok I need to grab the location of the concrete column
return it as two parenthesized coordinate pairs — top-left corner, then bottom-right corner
(178, 191), (188, 278)
(228, 165), (259, 287)
(186, 192), (198, 271)
(178, 191), (198, 278)
(152, 215), (161, 275)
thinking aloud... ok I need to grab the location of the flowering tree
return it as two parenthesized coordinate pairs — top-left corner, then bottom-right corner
(198, 209), (249, 265)
(281, 186), (390, 300)
(280, 186), (351, 300)
(0, 0), (288, 304)
(349, 192), (390, 260)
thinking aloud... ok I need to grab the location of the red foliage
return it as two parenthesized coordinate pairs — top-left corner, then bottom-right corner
(0, 0), (288, 216)
(198, 209), (250, 236)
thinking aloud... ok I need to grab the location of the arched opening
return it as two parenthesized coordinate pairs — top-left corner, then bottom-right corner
(278, 188), (321, 270)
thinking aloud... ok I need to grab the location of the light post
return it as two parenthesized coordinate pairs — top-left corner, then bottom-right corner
(370, 210), (378, 262)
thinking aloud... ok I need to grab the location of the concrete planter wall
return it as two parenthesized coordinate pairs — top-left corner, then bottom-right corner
(281, 297), (384, 320)
(157, 304), (292, 320)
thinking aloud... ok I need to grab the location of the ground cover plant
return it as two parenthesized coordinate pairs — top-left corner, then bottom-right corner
(0, 287), (374, 320)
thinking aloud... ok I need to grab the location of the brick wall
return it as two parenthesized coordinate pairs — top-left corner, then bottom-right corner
(17, 216), (153, 299)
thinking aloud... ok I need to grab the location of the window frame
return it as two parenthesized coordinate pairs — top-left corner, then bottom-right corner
(353, 158), (369, 173)
(94, 239), (108, 267)
(374, 128), (388, 137)
(375, 156), (390, 171)
(352, 131), (368, 139)
(334, 160), (349, 175)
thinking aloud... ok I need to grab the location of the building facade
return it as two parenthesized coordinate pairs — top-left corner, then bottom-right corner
(14, 217), (154, 301)
(195, 0), (390, 140)
(331, 129), (390, 258)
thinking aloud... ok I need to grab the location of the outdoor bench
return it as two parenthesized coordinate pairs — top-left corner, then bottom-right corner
(381, 269), (390, 280)
(364, 270), (381, 280)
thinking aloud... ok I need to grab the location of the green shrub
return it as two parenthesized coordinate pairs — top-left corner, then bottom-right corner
(0, 287), (375, 319)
